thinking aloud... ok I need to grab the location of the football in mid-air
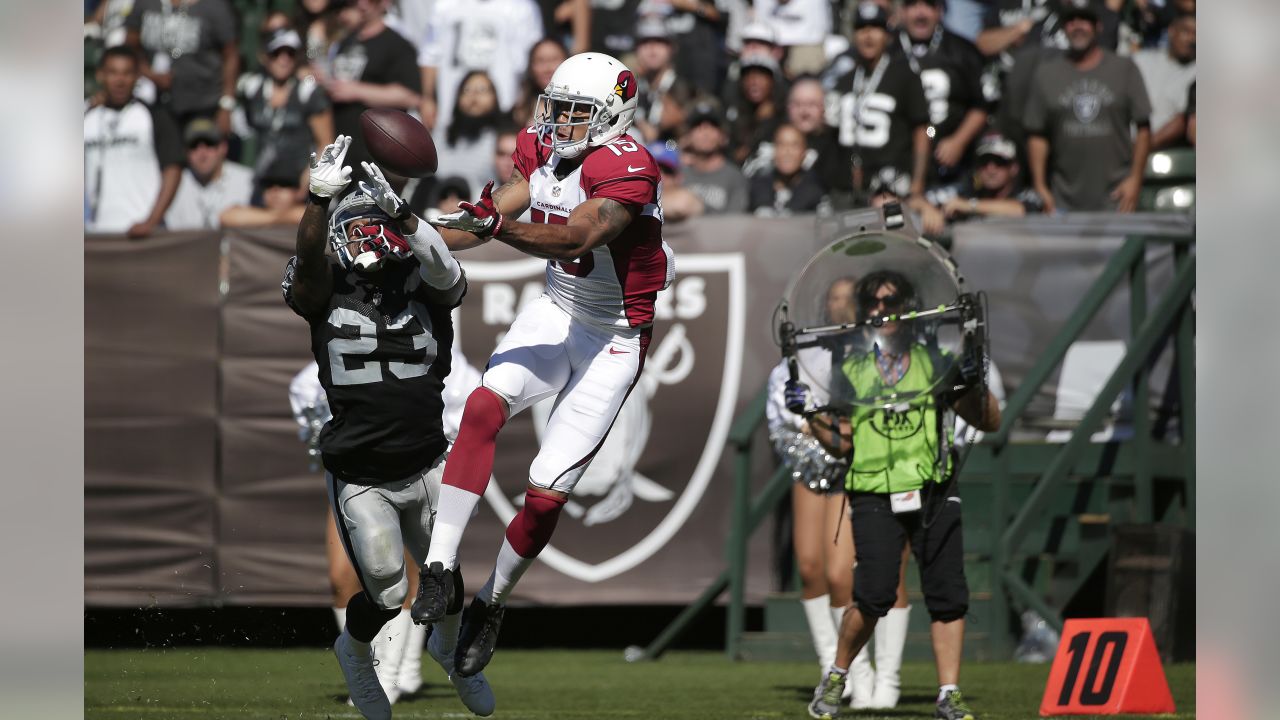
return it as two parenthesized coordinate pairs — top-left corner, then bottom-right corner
(360, 108), (437, 178)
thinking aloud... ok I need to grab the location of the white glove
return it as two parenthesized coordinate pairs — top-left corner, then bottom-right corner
(359, 161), (410, 220)
(308, 135), (353, 198)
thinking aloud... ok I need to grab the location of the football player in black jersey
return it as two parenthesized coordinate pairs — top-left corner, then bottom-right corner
(896, 0), (989, 186)
(824, 2), (930, 204)
(282, 135), (494, 720)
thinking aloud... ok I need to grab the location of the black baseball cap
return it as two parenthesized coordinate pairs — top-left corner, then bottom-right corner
(1059, 0), (1100, 22)
(183, 117), (224, 145)
(853, 2), (890, 30)
(687, 100), (725, 129)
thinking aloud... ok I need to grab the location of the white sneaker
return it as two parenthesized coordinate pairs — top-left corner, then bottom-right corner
(427, 625), (496, 717)
(334, 631), (392, 720)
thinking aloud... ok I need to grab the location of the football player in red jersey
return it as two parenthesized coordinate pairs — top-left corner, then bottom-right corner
(415, 52), (675, 678)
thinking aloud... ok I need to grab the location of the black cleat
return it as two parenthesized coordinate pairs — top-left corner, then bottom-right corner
(455, 597), (505, 677)
(411, 561), (454, 625)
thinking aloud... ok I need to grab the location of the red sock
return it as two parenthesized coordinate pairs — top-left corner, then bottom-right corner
(505, 488), (567, 557)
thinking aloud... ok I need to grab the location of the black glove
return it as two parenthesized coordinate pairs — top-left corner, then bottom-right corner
(784, 379), (809, 415)
(958, 350), (983, 390)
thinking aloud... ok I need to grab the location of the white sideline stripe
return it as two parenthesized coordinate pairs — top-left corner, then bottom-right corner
(92, 709), (477, 719)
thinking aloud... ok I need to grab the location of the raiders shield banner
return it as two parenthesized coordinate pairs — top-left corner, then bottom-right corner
(459, 254), (746, 586)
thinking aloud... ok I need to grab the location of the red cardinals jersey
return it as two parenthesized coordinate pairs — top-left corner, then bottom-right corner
(513, 127), (675, 329)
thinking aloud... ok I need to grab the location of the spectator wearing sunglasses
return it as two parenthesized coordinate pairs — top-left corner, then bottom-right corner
(930, 132), (1044, 220)
(164, 118), (254, 230)
(237, 26), (335, 200)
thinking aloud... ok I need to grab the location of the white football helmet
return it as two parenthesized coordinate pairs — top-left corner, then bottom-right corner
(535, 52), (639, 159)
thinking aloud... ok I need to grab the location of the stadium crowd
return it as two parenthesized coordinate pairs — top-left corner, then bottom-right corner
(84, 0), (1195, 237)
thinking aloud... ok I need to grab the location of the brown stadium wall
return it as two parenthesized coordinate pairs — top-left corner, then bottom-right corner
(84, 215), (1178, 608)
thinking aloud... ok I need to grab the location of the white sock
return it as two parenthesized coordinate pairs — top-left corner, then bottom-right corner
(871, 605), (911, 709)
(939, 684), (959, 702)
(479, 537), (533, 605)
(397, 617), (426, 690)
(801, 594), (838, 670)
(373, 609), (411, 686)
(401, 613), (426, 665)
(333, 606), (347, 633)
(424, 485), (482, 569)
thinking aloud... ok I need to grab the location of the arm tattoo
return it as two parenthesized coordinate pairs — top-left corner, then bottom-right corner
(491, 173), (524, 207)
(593, 199), (634, 240)
(290, 201), (332, 315)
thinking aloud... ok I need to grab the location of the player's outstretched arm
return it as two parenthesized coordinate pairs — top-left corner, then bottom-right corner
(498, 197), (636, 261)
(433, 172), (532, 251)
(289, 136), (353, 316)
(358, 162), (466, 306)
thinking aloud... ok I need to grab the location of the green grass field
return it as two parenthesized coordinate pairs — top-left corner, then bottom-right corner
(85, 648), (1194, 719)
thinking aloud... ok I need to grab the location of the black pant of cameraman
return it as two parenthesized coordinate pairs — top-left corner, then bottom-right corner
(848, 482), (969, 622)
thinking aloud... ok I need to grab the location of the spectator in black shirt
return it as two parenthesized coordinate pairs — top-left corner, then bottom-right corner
(589, 0), (643, 59)
(748, 124), (827, 216)
(237, 26), (334, 198)
(896, 0), (988, 186)
(641, 0), (726, 96)
(538, 0), (592, 54)
(930, 132), (1045, 219)
(826, 2), (930, 202)
(726, 53), (785, 164)
(323, 0), (422, 180)
(631, 18), (697, 143)
(743, 76), (847, 194)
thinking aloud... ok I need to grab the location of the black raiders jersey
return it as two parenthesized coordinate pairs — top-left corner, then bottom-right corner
(893, 29), (986, 145)
(824, 53), (928, 190)
(282, 255), (464, 484)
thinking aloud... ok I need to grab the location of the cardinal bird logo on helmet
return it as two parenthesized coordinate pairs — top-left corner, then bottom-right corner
(613, 70), (637, 102)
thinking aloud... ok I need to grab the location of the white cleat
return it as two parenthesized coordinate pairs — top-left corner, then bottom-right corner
(334, 631), (392, 720)
(427, 626), (496, 717)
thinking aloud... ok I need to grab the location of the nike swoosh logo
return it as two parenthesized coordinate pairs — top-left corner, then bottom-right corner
(608, 347), (629, 355)
(627, 165), (646, 173)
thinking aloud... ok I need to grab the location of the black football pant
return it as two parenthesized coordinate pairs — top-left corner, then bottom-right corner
(848, 483), (969, 622)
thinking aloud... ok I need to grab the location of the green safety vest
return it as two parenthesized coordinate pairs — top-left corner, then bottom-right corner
(841, 345), (952, 494)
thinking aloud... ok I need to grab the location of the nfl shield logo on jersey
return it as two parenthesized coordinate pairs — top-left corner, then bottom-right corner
(458, 254), (746, 583)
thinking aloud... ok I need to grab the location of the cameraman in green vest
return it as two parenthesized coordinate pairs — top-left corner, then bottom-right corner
(806, 269), (1000, 720)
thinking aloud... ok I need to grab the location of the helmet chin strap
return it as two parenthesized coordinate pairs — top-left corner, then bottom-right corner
(352, 249), (384, 273)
